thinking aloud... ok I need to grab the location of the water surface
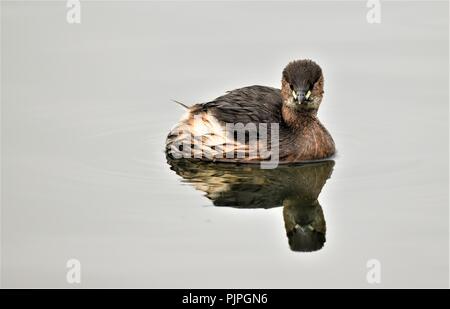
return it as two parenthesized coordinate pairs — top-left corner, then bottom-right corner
(1, 1), (448, 288)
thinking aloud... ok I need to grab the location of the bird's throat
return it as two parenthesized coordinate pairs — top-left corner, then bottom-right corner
(282, 103), (318, 128)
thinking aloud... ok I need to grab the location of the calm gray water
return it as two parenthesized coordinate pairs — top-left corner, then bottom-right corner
(1, 1), (449, 288)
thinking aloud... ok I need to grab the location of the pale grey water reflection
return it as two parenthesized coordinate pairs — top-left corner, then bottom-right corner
(167, 158), (334, 252)
(1, 1), (448, 288)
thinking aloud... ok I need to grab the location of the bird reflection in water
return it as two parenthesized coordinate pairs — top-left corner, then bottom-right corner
(166, 157), (334, 252)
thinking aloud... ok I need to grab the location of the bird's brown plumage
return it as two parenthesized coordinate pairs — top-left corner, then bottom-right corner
(165, 59), (335, 163)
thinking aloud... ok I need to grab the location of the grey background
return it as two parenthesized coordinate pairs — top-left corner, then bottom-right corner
(1, 0), (449, 288)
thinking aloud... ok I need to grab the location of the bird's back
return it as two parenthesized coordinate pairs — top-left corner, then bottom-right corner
(166, 86), (284, 161)
(192, 85), (283, 124)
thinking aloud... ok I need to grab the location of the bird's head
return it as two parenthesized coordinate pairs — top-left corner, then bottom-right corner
(281, 59), (324, 112)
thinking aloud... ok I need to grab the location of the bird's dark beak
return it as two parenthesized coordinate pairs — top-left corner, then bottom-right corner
(295, 89), (307, 105)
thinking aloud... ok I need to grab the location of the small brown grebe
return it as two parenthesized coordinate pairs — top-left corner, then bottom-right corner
(166, 59), (335, 163)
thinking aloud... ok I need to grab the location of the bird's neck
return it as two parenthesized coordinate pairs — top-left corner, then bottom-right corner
(282, 104), (318, 128)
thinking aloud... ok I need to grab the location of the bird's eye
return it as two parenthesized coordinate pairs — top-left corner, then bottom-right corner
(305, 90), (311, 100)
(289, 84), (294, 90)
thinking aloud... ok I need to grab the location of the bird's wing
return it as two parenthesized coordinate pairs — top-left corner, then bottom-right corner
(200, 85), (283, 124)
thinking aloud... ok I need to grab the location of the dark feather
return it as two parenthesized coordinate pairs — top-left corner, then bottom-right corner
(193, 85), (283, 124)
